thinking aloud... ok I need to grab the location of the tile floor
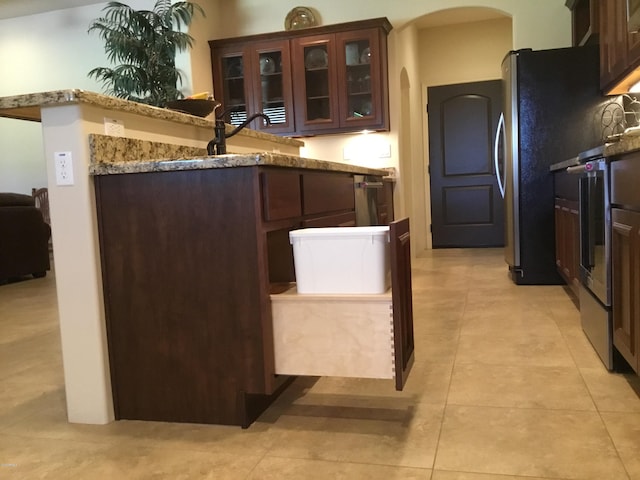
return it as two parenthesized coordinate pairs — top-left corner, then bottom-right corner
(1, 248), (640, 479)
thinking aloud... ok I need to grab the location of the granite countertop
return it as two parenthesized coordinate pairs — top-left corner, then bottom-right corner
(550, 137), (640, 172)
(0, 89), (303, 149)
(86, 134), (388, 176)
(604, 133), (640, 158)
(89, 152), (389, 177)
(549, 156), (582, 172)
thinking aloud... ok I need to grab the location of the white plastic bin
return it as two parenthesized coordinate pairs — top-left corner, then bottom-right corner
(289, 226), (390, 294)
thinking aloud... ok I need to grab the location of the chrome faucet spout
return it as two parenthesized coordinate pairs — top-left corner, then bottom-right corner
(207, 111), (271, 155)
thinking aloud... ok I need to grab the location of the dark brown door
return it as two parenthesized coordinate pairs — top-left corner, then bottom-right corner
(428, 80), (504, 247)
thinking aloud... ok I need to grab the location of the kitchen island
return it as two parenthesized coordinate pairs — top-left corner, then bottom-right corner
(0, 90), (411, 427)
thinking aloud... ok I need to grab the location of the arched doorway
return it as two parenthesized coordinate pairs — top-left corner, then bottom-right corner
(397, 7), (513, 251)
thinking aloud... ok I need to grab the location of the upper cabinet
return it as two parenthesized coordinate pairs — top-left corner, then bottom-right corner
(211, 40), (295, 135)
(566, 0), (599, 46)
(209, 18), (392, 137)
(599, 0), (640, 93)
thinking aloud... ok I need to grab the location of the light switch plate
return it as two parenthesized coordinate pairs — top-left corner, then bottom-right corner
(54, 151), (74, 186)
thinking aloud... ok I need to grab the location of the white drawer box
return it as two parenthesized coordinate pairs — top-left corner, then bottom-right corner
(270, 287), (396, 379)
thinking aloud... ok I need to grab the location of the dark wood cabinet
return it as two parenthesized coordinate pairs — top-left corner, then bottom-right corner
(553, 170), (580, 297)
(290, 26), (389, 134)
(290, 33), (340, 133)
(610, 155), (640, 373)
(599, 0), (640, 93)
(210, 18), (391, 136)
(94, 165), (410, 427)
(566, 0), (599, 46)
(611, 208), (640, 372)
(554, 197), (580, 296)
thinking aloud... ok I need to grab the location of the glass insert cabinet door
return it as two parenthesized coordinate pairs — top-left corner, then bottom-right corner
(292, 35), (340, 133)
(301, 43), (332, 124)
(337, 28), (384, 129)
(219, 52), (250, 127)
(344, 39), (372, 119)
(215, 41), (294, 134)
(252, 40), (295, 134)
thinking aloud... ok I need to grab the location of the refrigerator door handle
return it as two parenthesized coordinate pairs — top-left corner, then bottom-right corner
(494, 112), (505, 198)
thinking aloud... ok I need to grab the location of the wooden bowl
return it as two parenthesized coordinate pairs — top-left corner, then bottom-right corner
(166, 99), (219, 117)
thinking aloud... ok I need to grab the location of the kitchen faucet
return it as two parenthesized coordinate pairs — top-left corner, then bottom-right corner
(207, 108), (271, 155)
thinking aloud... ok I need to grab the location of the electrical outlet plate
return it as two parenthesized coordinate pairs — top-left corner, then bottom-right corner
(104, 117), (125, 136)
(54, 151), (74, 186)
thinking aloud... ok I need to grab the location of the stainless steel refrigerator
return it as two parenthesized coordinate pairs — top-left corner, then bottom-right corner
(495, 46), (606, 285)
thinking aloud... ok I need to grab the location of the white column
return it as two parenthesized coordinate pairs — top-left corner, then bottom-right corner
(40, 104), (114, 424)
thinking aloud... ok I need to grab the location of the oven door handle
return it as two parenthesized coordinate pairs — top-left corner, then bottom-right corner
(586, 175), (598, 268)
(566, 165), (586, 174)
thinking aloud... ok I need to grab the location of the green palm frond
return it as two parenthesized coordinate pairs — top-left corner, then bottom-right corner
(88, 0), (204, 107)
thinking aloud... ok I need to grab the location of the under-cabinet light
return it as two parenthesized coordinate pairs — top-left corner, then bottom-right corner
(630, 80), (640, 93)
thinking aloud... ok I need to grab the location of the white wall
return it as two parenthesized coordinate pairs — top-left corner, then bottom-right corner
(0, 0), (202, 194)
(209, 0), (568, 49)
(0, 5), (104, 193)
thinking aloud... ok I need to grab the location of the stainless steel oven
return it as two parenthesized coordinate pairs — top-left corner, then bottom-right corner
(578, 158), (611, 307)
(569, 151), (614, 369)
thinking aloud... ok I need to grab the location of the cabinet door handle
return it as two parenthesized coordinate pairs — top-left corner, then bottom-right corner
(355, 181), (384, 188)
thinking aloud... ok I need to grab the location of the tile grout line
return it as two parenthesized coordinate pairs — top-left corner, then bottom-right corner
(427, 267), (470, 480)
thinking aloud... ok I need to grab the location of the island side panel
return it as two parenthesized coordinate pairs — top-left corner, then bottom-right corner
(94, 167), (268, 425)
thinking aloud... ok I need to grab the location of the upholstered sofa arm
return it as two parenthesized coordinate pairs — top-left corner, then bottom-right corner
(0, 200), (51, 282)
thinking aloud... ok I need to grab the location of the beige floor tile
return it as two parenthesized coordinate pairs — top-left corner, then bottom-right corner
(455, 333), (575, 367)
(264, 402), (444, 469)
(413, 333), (458, 364)
(0, 434), (262, 480)
(0, 382), (64, 430)
(580, 367), (640, 413)
(3, 398), (277, 458)
(288, 359), (454, 406)
(461, 308), (563, 339)
(562, 329), (610, 369)
(247, 456), (431, 479)
(431, 471), (550, 480)
(2, 248), (640, 479)
(447, 363), (596, 411)
(601, 412), (640, 480)
(435, 405), (629, 480)
(547, 298), (581, 329)
(413, 309), (465, 336)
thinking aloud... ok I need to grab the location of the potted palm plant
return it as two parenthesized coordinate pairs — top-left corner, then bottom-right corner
(88, 0), (204, 107)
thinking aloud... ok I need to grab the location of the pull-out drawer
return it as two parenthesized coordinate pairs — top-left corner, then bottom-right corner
(271, 288), (394, 380)
(270, 217), (415, 390)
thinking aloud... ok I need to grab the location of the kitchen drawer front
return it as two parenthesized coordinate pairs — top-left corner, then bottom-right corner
(271, 289), (395, 380)
(611, 154), (640, 211)
(261, 170), (302, 221)
(302, 172), (355, 215)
